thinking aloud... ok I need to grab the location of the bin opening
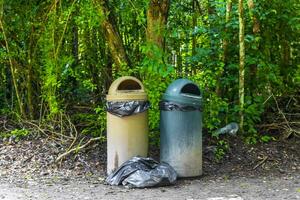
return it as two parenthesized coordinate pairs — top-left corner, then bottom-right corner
(181, 83), (200, 96)
(117, 80), (142, 91)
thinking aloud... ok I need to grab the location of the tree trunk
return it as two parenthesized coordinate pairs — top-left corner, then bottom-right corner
(0, 18), (26, 118)
(247, 0), (260, 34)
(192, 0), (198, 75)
(280, 38), (291, 82)
(146, 0), (170, 49)
(216, 0), (232, 96)
(26, 24), (38, 120)
(223, 0), (232, 65)
(26, 62), (34, 119)
(72, 24), (79, 65)
(97, 0), (130, 71)
(238, 0), (245, 133)
(247, 0), (260, 92)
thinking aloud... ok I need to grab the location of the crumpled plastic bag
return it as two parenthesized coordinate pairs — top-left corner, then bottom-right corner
(106, 157), (177, 188)
(213, 122), (239, 137)
(106, 101), (150, 117)
(159, 101), (201, 112)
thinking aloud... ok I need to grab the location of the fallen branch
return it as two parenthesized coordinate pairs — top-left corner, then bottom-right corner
(258, 122), (300, 127)
(253, 156), (268, 170)
(65, 114), (78, 151)
(23, 120), (67, 142)
(55, 137), (102, 163)
(271, 94), (300, 138)
(23, 120), (49, 137)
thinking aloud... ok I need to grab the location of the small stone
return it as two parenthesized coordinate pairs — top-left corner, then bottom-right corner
(63, 177), (70, 181)
(40, 171), (49, 176)
(207, 195), (244, 200)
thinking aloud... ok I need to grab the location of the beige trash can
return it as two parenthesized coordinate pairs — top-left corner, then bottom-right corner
(106, 76), (149, 174)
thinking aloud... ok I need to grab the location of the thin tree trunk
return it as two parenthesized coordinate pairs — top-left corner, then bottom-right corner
(192, 0), (197, 57)
(247, 0), (260, 34)
(26, 24), (36, 120)
(280, 38), (291, 81)
(97, 0), (130, 71)
(216, 0), (232, 96)
(207, 0), (216, 59)
(0, 18), (26, 118)
(72, 24), (79, 65)
(192, 0), (198, 75)
(238, 0), (245, 133)
(247, 0), (260, 92)
(223, 0), (232, 64)
(26, 62), (34, 119)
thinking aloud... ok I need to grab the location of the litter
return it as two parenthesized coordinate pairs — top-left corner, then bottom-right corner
(106, 156), (177, 188)
(213, 122), (239, 137)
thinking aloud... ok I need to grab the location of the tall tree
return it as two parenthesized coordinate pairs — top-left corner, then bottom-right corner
(247, 0), (260, 34)
(223, 0), (233, 65)
(97, 0), (130, 71)
(146, 0), (170, 49)
(238, 0), (245, 132)
(216, 0), (233, 96)
(247, 0), (260, 92)
(0, 13), (25, 117)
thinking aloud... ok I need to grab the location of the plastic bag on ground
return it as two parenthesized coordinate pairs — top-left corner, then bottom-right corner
(106, 101), (150, 117)
(213, 122), (239, 137)
(159, 101), (201, 112)
(106, 156), (177, 188)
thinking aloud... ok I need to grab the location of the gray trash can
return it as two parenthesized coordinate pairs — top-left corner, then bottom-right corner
(160, 79), (202, 177)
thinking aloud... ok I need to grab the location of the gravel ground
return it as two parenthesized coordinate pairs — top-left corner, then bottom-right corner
(0, 136), (299, 199)
(0, 173), (299, 200)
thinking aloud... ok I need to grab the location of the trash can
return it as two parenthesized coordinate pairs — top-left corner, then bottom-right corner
(106, 76), (149, 174)
(160, 79), (202, 177)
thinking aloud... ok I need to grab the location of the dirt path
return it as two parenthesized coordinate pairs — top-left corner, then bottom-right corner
(0, 137), (299, 199)
(0, 173), (299, 200)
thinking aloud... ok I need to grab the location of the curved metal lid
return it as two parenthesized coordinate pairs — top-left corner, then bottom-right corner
(162, 79), (202, 106)
(107, 76), (147, 101)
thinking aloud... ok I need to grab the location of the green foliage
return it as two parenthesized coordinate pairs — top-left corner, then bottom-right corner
(1, 128), (30, 141)
(141, 43), (174, 77)
(245, 133), (275, 145)
(260, 135), (275, 143)
(230, 95), (265, 138)
(202, 93), (229, 132)
(0, 0), (299, 143)
(0, 67), (6, 111)
(94, 106), (107, 137)
(215, 139), (229, 162)
(140, 40), (175, 132)
(71, 106), (106, 138)
(142, 70), (171, 131)
(149, 130), (160, 147)
(245, 133), (258, 145)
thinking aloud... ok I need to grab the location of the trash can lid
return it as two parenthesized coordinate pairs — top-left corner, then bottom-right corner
(162, 79), (202, 106)
(107, 76), (147, 101)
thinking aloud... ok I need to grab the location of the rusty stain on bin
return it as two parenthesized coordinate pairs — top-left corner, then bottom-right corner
(114, 152), (119, 170)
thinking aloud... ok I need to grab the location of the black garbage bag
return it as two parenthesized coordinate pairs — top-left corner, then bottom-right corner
(106, 101), (150, 117)
(159, 101), (201, 112)
(106, 157), (177, 188)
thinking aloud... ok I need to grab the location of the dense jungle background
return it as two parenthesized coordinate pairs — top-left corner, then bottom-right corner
(0, 0), (299, 157)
